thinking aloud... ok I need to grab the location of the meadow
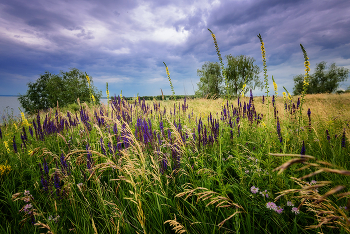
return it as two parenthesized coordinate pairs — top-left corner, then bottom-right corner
(0, 91), (350, 234)
(1, 30), (350, 234)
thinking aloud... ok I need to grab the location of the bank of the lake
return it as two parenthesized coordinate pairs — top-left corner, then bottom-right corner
(0, 96), (109, 123)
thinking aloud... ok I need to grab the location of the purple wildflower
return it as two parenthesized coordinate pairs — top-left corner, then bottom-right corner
(297, 98), (300, 108)
(276, 117), (282, 143)
(259, 190), (269, 198)
(86, 144), (93, 170)
(43, 158), (49, 175)
(22, 203), (33, 214)
(275, 206), (283, 214)
(251, 186), (259, 194)
(291, 207), (300, 214)
(100, 137), (106, 155)
(342, 129), (346, 148)
(266, 202), (277, 210)
(60, 153), (70, 175)
(287, 201), (294, 206)
(300, 141), (305, 155)
(326, 129), (330, 142)
(13, 135), (17, 153)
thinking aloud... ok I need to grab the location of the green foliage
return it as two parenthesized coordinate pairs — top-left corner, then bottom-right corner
(225, 54), (262, 97)
(293, 62), (349, 95)
(18, 68), (102, 114)
(195, 55), (262, 99)
(195, 62), (223, 98)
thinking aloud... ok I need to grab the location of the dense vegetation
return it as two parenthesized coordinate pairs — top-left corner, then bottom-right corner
(18, 68), (102, 114)
(1, 28), (349, 234)
(195, 55), (262, 98)
(293, 62), (349, 95)
(1, 92), (350, 234)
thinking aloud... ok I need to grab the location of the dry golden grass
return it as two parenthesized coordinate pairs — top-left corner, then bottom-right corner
(145, 93), (350, 123)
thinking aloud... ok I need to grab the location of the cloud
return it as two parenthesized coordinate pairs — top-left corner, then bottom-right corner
(0, 0), (349, 96)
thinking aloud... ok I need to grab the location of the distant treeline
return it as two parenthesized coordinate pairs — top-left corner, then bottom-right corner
(110, 95), (196, 101)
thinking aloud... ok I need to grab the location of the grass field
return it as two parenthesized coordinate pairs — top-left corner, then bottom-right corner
(0, 92), (349, 234)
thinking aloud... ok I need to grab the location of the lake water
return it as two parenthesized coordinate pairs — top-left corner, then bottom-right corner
(0, 96), (22, 122)
(0, 96), (108, 123)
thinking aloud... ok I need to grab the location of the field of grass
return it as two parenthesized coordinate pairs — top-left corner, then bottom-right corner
(0, 92), (349, 234)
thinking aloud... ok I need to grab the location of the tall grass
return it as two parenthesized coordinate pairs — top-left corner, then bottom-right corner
(0, 34), (350, 234)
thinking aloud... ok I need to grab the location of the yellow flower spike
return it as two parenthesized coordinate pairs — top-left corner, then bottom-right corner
(4, 141), (10, 154)
(208, 28), (229, 99)
(13, 123), (17, 131)
(21, 112), (30, 127)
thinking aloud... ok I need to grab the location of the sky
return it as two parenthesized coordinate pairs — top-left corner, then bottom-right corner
(0, 0), (350, 98)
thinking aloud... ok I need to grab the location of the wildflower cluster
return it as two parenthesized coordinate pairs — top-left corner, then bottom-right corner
(0, 161), (11, 178)
(251, 186), (300, 215)
(266, 202), (283, 214)
(12, 190), (36, 225)
(3, 140), (11, 153)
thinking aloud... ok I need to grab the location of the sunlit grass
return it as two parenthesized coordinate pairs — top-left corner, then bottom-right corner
(1, 30), (350, 233)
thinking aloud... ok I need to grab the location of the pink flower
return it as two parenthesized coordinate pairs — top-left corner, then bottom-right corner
(259, 190), (268, 198)
(291, 207), (300, 214)
(275, 206), (283, 214)
(266, 202), (277, 210)
(251, 186), (259, 194)
(287, 201), (294, 206)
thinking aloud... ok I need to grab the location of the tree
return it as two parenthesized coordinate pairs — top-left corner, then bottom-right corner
(224, 54), (262, 97)
(293, 62), (349, 95)
(195, 62), (223, 98)
(18, 68), (102, 114)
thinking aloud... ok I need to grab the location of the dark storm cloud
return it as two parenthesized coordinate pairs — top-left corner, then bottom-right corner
(0, 0), (349, 96)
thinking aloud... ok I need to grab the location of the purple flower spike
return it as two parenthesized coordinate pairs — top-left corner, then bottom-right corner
(276, 117), (282, 143)
(342, 129), (346, 148)
(307, 108), (311, 120)
(13, 136), (17, 153)
(60, 153), (70, 175)
(86, 144), (93, 170)
(326, 129), (330, 142)
(300, 141), (306, 155)
(43, 158), (49, 175)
